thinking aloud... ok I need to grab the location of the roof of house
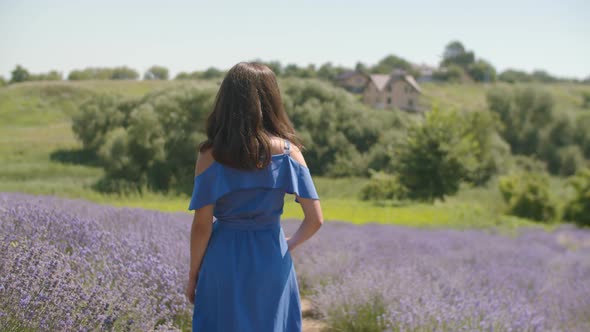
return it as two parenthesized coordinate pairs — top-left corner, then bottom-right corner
(368, 74), (390, 91)
(336, 70), (367, 81)
(368, 73), (422, 94)
(404, 75), (422, 93)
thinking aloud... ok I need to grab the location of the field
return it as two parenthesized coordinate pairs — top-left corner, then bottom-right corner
(1, 80), (590, 331)
(2, 80), (588, 228)
(2, 193), (589, 331)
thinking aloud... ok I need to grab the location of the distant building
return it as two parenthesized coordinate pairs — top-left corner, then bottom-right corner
(334, 70), (369, 93)
(412, 63), (436, 83)
(363, 70), (422, 111)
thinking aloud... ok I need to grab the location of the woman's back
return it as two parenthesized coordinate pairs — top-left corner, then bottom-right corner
(190, 138), (317, 228)
(188, 138), (320, 331)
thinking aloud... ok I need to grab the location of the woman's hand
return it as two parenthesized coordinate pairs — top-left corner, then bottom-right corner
(185, 275), (198, 304)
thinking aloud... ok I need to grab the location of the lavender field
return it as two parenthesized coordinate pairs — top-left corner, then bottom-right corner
(1, 192), (589, 331)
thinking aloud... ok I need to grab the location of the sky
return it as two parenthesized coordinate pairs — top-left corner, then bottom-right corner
(1, 0), (589, 80)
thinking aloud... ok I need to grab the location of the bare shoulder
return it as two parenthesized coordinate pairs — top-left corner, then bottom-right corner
(269, 136), (286, 155)
(288, 144), (308, 168)
(195, 148), (215, 176)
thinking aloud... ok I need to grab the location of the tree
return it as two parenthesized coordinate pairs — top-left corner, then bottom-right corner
(395, 108), (491, 201)
(499, 172), (556, 222)
(371, 54), (413, 74)
(355, 62), (369, 74)
(531, 70), (557, 83)
(487, 87), (554, 155)
(467, 59), (496, 82)
(440, 41), (475, 68)
(432, 64), (466, 83)
(201, 67), (224, 79)
(29, 70), (62, 81)
(564, 168), (590, 226)
(498, 69), (532, 83)
(317, 62), (339, 81)
(143, 65), (169, 80)
(10, 65), (30, 83)
(111, 66), (139, 80)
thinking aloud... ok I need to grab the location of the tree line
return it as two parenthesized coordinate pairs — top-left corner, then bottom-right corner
(69, 78), (589, 225)
(3, 41), (588, 87)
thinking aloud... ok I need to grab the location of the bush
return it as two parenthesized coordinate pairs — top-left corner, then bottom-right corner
(563, 168), (590, 226)
(359, 171), (407, 201)
(0, 76), (6, 87)
(67, 67), (139, 80)
(582, 91), (590, 109)
(72, 94), (129, 152)
(10, 65), (30, 83)
(467, 59), (496, 82)
(498, 69), (532, 83)
(73, 84), (215, 193)
(281, 78), (402, 177)
(487, 87), (554, 156)
(144, 66), (169, 80)
(395, 108), (499, 201)
(433, 64), (465, 83)
(498, 172), (556, 222)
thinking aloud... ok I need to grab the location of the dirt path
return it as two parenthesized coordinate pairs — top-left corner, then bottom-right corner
(301, 298), (327, 332)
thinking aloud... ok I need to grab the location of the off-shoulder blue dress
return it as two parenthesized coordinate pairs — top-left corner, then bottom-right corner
(188, 140), (319, 332)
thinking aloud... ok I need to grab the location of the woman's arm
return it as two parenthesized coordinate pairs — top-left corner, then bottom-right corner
(286, 198), (323, 251)
(284, 145), (324, 251)
(186, 151), (215, 304)
(189, 206), (214, 277)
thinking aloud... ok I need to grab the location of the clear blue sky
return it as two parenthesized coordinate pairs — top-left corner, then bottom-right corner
(1, 0), (588, 79)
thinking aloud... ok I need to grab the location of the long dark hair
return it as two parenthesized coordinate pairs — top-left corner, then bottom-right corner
(199, 62), (302, 170)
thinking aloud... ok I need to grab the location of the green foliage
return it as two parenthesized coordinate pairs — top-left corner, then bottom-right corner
(0, 76), (6, 87)
(556, 145), (586, 176)
(531, 70), (557, 83)
(281, 78), (403, 177)
(110, 66), (139, 80)
(498, 69), (532, 83)
(73, 84), (215, 193)
(574, 113), (590, 158)
(359, 171), (407, 201)
(68, 67), (139, 80)
(174, 68), (224, 80)
(487, 87), (554, 155)
(488, 86), (590, 175)
(433, 64), (465, 83)
(143, 66), (169, 80)
(499, 172), (556, 222)
(316, 62), (347, 81)
(370, 54), (414, 75)
(441, 41), (475, 68)
(582, 91), (590, 109)
(563, 168), (590, 226)
(30, 70), (62, 81)
(467, 59), (496, 82)
(326, 295), (388, 332)
(283, 64), (317, 78)
(10, 65), (30, 83)
(72, 94), (129, 152)
(395, 108), (498, 201)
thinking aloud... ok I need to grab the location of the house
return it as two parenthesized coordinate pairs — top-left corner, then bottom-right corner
(412, 63), (436, 83)
(363, 70), (422, 111)
(334, 70), (369, 93)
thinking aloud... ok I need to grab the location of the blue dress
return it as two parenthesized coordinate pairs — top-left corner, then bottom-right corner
(188, 140), (319, 332)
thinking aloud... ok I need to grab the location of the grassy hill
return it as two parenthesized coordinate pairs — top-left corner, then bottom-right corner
(1, 79), (587, 228)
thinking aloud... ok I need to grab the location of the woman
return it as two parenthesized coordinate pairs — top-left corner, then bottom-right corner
(185, 62), (324, 332)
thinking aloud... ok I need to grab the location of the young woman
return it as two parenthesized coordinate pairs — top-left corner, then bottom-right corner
(185, 62), (324, 331)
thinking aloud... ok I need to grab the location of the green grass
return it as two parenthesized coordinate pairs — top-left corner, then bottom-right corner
(421, 81), (590, 114)
(0, 80), (582, 229)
